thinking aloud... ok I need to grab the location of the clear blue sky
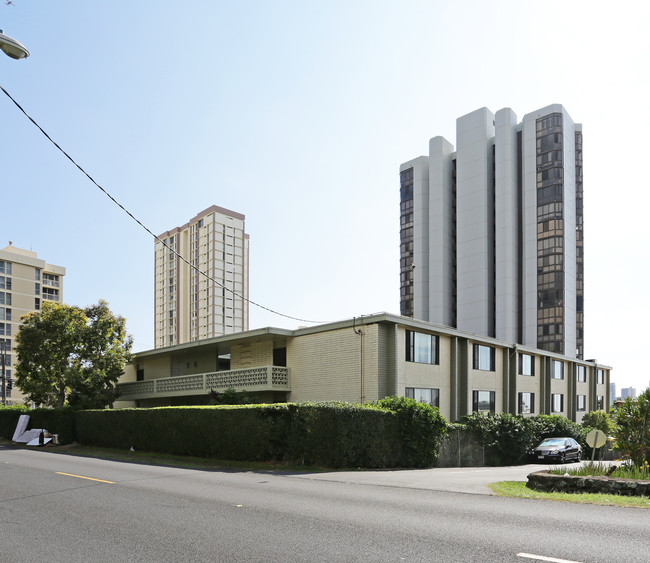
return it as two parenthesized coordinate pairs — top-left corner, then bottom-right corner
(2, 1), (649, 393)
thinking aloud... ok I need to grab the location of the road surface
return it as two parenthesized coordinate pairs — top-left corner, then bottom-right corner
(1, 446), (647, 562)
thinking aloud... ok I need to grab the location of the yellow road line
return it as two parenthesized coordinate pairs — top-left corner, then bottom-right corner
(56, 472), (114, 484)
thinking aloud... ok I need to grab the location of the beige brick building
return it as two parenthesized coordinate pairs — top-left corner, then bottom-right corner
(0, 244), (65, 405)
(154, 206), (249, 348)
(117, 312), (611, 423)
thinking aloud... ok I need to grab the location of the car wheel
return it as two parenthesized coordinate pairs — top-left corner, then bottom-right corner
(576, 451), (582, 462)
(560, 453), (566, 464)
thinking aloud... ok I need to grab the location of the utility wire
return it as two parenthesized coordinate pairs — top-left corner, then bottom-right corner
(1, 84), (327, 325)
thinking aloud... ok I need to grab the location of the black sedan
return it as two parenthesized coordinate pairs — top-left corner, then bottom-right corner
(528, 437), (582, 463)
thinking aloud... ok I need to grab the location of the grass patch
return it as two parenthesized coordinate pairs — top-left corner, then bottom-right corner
(489, 481), (650, 509)
(548, 461), (650, 480)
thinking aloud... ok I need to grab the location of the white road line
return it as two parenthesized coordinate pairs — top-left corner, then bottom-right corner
(517, 553), (583, 563)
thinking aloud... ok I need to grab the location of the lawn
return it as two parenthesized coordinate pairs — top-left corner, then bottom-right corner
(489, 481), (650, 509)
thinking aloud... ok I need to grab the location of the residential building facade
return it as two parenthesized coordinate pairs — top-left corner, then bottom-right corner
(0, 243), (66, 405)
(117, 312), (610, 423)
(400, 104), (584, 359)
(154, 206), (249, 348)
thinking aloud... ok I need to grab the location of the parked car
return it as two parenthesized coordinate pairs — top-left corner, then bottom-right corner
(528, 437), (582, 463)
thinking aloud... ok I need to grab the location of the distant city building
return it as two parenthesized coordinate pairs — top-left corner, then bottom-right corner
(118, 312), (611, 423)
(154, 206), (249, 348)
(0, 244), (66, 405)
(400, 104), (584, 358)
(610, 382), (616, 404)
(621, 387), (637, 400)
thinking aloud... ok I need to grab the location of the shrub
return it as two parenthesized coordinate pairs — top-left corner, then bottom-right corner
(460, 412), (536, 465)
(456, 413), (588, 466)
(612, 388), (650, 467)
(530, 414), (587, 450)
(373, 396), (448, 467)
(581, 410), (616, 436)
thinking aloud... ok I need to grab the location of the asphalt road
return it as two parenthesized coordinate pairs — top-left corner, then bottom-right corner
(1, 446), (647, 562)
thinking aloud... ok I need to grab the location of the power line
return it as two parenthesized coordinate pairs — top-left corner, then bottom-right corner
(1, 84), (327, 325)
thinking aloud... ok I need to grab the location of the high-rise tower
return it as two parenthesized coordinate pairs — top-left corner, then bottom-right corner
(154, 206), (249, 348)
(400, 104), (584, 358)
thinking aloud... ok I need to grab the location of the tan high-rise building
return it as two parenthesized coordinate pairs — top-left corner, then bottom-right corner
(0, 243), (66, 405)
(154, 206), (249, 348)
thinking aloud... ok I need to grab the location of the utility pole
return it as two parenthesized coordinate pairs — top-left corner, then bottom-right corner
(1, 339), (6, 406)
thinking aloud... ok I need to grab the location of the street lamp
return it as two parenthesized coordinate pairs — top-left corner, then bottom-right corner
(0, 29), (29, 60)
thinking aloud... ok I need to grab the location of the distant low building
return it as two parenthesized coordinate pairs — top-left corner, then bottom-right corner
(116, 312), (611, 423)
(0, 243), (66, 405)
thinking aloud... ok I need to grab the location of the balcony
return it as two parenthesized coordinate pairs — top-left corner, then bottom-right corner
(116, 365), (290, 401)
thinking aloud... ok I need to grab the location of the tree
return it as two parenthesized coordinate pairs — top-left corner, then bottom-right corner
(613, 388), (650, 467)
(581, 410), (616, 436)
(15, 300), (132, 408)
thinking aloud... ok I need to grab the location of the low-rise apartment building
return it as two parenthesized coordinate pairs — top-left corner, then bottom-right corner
(116, 313), (610, 422)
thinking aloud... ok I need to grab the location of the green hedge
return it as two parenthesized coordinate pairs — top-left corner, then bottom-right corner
(28, 406), (78, 445)
(0, 405), (30, 439)
(459, 412), (588, 465)
(75, 399), (448, 468)
(0, 405), (77, 444)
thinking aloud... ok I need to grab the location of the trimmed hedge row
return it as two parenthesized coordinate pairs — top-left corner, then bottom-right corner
(0, 405), (30, 439)
(75, 400), (448, 468)
(0, 405), (78, 444)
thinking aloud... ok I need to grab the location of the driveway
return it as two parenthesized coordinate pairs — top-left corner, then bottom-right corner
(293, 461), (616, 495)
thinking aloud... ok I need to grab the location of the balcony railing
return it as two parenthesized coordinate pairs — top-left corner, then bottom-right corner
(116, 365), (290, 401)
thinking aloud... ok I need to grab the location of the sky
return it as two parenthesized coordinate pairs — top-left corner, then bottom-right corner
(2, 1), (649, 393)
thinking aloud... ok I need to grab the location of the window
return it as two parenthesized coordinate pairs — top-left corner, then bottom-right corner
(519, 353), (534, 376)
(34, 268), (40, 280)
(551, 360), (564, 380)
(577, 395), (586, 412)
(473, 344), (495, 371)
(35, 298), (40, 310)
(0, 323), (10, 336)
(405, 387), (440, 407)
(596, 396), (605, 410)
(0, 261), (11, 274)
(42, 287), (59, 301)
(0, 277), (11, 290)
(273, 347), (287, 367)
(597, 369), (605, 384)
(551, 393), (564, 413)
(518, 392), (535, 415)
(472, 390), (495, 413)
(35, 282), (40, 295)
(406, 331), (439, 364)
(0, 292), (10, 306)
(576, 365), (586, 383)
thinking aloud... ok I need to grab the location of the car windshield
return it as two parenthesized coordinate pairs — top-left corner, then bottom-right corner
(539, 439), (564, 447)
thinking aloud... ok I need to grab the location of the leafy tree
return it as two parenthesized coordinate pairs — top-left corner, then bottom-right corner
(373, 396), (448, 467)
(581, 409), (616, 436)
(15, 300), (132, 408)
(612, 388), (650, 467)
